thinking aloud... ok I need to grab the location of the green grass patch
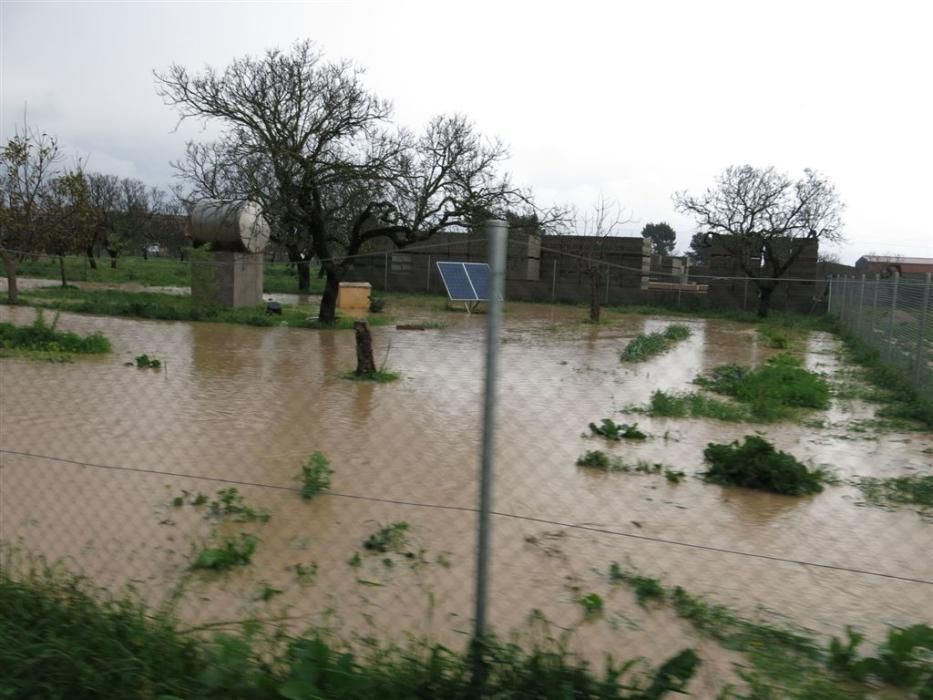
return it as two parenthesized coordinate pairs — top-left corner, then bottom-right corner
(608, 564), (664, 606)
(297, 452), (333, 501)
(0, 562), (699, 700)
(206, 487), (271, 523)
(134, 353), (161, 369)
(15, 254), (327, 294)
(15, 286), (391, 330)
(703, 435), (830, 496)
(620, 324), (691, 362)
(695, 353), (829, 421)
(589, 418), (647, 440)
(341, 369), (401, 383)
(575, 451), (667, 476)
(827, 624), (933, 690)
(0, 310), (110, 355)
(853, 474), (933, 511)
(644, 390), (750, 422)
(577, 592), (604, 619)
(190, 534), (258, 571)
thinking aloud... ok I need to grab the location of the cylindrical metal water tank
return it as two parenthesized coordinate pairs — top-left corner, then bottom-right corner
(189, 200), (271, 253)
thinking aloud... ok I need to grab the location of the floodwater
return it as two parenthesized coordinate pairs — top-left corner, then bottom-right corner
(1, 295), (931, 693)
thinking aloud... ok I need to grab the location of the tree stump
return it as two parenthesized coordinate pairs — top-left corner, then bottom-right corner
(354, 320), (376, 375)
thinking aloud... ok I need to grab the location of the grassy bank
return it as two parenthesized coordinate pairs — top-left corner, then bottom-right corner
(0, 565), (698, 699)
(0, 310), (110, 360)
(12, 287), (382, 330)
(12, 254), (325, 294)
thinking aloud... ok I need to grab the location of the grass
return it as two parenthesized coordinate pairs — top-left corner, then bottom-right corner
(14, 253), (327, 294)
(363, 522), (410, 553)
(0, 310), (110, 356)
(588, 418), (647, 440)
(702, 435), (831, 496)
(606, 565), (931, 699)
(207, 487), (271, 523)
(13, 286), (386, 330)
(575, 451), (667, 476)
(644, 390), (750, 422)
(341, 369), (401, 383)
(190, 534), (259, 571)
(134, 353), (161, 369)
(578, 592), (604, 619)
(298, 452), (333, 501)
(0, 563), (699, 700)
(620, 324), (691, 362)
(853, 474), (933, 510)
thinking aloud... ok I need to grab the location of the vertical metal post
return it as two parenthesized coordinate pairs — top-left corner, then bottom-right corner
(886, 272), (899, 361)
(384, 253), (389, 291)
(858, 275), (866, 334)
(426, 255), (432, 292)
(743, 278), (749, 311)
(551, 259), (557, 302)
(827, 276), (834, 315)
(605, 265), (610, 304)
(915, 273), (931, 386)
(870, 274), (880, 349)
(473, 219), (506, 652)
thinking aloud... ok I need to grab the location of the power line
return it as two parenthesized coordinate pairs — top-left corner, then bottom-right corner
(2, 448), (930, 587)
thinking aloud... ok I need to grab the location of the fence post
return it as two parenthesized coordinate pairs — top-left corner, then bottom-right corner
(915, 273), (931, 387)
(827, 276), (834, 315)
(886, 272), (899, 361)
(743, 278), (749, 311)
(472, 218), (507, 689)
(605, 265), (610, 304)
(426, 255), (431, 292)
(384, 252), (389, 291)
(551, 259), (557, 302)
(870, 274), (880, 350)
(858, 275), (866, 334)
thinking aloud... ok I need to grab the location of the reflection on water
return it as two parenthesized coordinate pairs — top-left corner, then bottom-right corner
(1, 299), (931, 672)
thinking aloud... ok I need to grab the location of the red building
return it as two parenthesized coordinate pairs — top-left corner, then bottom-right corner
(854, 255), (933, 277)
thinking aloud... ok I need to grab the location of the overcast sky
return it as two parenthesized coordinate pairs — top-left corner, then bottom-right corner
(2, 0), (931, 263)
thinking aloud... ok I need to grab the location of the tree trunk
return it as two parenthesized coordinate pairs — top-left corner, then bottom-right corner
(589, 266), (602, 323)
(756, 284), (776, 318)
(59, 256), (67, 287)
(318, 266), (340, 324)
(0, 250), (18, 305)
(354, 320), (376, 375)
(85, 246), (97, 270)
(286, 244), (311, 292)
(107, 248), (118, 269)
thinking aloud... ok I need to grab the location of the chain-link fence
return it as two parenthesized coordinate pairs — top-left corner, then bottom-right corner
(2, 234), (932, 697)
(829, 273), (933, 392)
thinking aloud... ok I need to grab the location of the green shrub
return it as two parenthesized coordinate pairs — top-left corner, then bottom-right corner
(647, 390), (749, 422)
(588, 418), (647, 440)
(702, 436), (828, 495)
(576, 450), (611, 469)
(363, 522), (409, 553)
(298, 452), (333, 500)
(578, 592), (604, 619)
(134, 353), (161, 369)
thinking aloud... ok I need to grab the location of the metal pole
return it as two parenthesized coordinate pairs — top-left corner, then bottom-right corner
(384, 252), (389, 291)
(605, 265), (610, 304)
(551, 259), (557, 302)
(887, 272), (899, 361)
(858, 275), (866, 335)
(827, 276), (834, 315)
(870, 274), (880, 350)
(743, 278), (748, 311)
(426, 255), (431, 292)
(915, 273), (931, 386)
(473, 219), (506, 650)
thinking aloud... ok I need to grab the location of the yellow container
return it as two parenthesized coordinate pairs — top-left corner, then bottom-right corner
(337, 282), (372, 311)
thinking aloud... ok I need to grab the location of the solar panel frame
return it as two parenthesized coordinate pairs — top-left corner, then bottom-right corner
(463, 263), (491, 300)
(436, 261), (479, 301)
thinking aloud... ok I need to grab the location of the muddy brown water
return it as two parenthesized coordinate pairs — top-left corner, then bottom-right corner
(1, 295), (931, 692)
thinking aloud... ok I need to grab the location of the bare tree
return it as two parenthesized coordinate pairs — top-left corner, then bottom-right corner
(0, 126), (61, 303)
(573, 195), (630, 323)
(674, 165), (843, 317)
(157, 41), (521, 323)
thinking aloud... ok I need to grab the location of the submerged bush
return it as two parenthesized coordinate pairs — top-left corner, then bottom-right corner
(702, 435), (828, 495)
(588, 418), (647, 440)
(298, 452), (333, 500)
(620, 325), (691, 362)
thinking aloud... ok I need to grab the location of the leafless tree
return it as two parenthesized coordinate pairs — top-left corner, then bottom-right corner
(674, 165), (844, 317)
(0, 125), (61, 303)
(571, 195), (630, 322)
(157, 40), (522, 323)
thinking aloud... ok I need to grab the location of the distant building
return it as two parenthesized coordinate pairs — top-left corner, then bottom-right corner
(854, 256), (933, 276)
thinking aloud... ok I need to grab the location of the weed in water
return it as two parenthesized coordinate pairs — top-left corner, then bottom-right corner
(363, 522), (410, 553)
(578, 592), (604, 619)
(703, 435), (829, 495)
(190, 534), (258, 571)
(853, 474), (933, 511)
(208, 487), (270, 523)
(607, 564), (665, 606)
(293, 562), (319, 585)
(664, 469), (686, 484)
(297, 452), (332, 501)
(134, 354), (161, 369)
(827, 624), (933, 690)
(645, 390), (749, 422)
(255, 583), (283, 602)
(340, 369), (401, 383)
(576, 450), (612, 469)
(588, 418), (647, 440)
(620, 324), (691, 362)
(347, 551), (362, 568)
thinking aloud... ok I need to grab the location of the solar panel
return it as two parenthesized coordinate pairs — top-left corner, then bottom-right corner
(437, 261), (479, 301)
(463, 263), (491, 300)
